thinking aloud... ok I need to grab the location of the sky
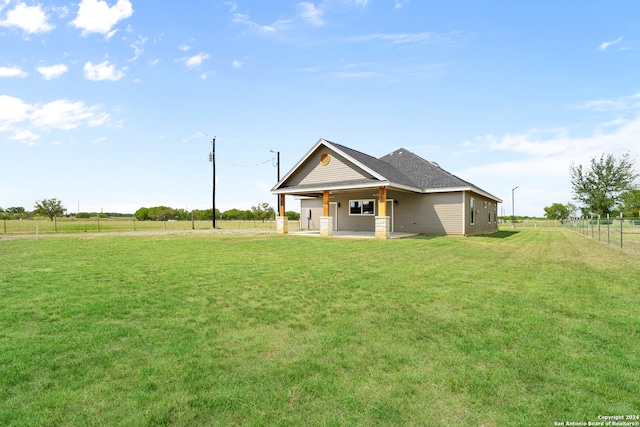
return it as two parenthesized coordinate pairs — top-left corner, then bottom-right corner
(2, 0), (639, 217)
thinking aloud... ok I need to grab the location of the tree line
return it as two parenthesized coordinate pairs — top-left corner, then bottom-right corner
(543, 152), (640, 220)
(1, 199), (300, 222)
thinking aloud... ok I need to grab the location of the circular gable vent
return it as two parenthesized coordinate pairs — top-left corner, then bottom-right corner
(320, 153), (331, 166)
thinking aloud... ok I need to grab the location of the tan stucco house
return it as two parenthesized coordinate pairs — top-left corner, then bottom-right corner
(271, 139), (502, 238)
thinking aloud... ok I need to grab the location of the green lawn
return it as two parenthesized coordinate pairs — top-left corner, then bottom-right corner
(1, 229), (638, 426)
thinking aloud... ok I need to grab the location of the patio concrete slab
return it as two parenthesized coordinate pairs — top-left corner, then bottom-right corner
(289, 230), (419, 239)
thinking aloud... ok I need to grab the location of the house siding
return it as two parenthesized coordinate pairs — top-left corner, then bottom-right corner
(300, 198), (323, 230)
(286, 147), (374, 187)
(464, 192), (500, 236)
(301, 190), (472, 235)
(390, 191), (463, 235)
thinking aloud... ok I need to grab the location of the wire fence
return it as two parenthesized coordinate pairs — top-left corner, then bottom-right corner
(562, 217), (640, 256)
(1, 217), (302, 236)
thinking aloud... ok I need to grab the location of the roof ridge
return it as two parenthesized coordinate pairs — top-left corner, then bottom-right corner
(328, 140), (381, 161)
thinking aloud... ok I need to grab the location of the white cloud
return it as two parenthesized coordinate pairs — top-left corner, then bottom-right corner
(178, 42), (192, 51)
(394, 0), (409, 8)
(10, 129), (39, 141)
(332, 70), (382, 79)
(0, 2), (54, 34)
(0, 95), (110, 144)
(576, 93), (640, 112)
(0, 66), (28, 78)
(30, 99), (104, 130)
(129, 35), (148, 61)
(53, 5), (69, 19)
(71, 0), (133, 36)
(224, 1), (237, 13)
(0, 95), (31, 129)
(232, 60), (243, 68)
(105, 28), (118, 39)
(83, 61), (126, 81)
(297, 2), (324, 27)
(88, 113), (109, 127)
(598, 36), (623, 51)
(181, 53), (210, 69)
(350, 32), (435, 44)
(232, 13), (294, 35)
(36, 64), (69, 80)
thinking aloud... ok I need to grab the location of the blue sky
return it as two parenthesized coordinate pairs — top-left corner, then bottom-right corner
(2, 0), (639, 216)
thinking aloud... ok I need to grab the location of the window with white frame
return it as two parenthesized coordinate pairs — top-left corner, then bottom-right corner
(494, 204), (497, 223)
(349, 200), (375, 215)
(488, 202), (492, 223)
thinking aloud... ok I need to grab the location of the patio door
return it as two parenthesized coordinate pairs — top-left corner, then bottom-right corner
(330, 202), (339, 231)
(386, 199), (395, 233)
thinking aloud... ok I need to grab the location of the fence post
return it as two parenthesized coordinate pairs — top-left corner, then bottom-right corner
(620, 217), (623, 249)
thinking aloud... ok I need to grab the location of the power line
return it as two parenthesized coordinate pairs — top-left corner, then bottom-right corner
(223, 158), (275, 168)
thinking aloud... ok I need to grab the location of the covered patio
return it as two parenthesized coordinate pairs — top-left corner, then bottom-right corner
(288, 230), (419, 239)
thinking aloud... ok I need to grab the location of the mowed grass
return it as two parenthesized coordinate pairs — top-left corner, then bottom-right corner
(0, 229), (638, 426)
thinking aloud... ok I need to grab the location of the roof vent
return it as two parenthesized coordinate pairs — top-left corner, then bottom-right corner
(431, 161), (440, 168)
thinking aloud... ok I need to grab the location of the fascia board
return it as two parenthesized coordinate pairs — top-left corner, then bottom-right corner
(272, 180), (391, 195)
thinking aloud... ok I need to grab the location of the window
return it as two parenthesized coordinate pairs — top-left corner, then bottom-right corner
(488, 202), (492, 223)
(349, 200), (375, 215)
(470, 198), (475, 224)
(494, 204), (498, 223)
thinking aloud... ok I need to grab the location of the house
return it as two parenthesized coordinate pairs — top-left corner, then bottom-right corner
(271, 139), (502, 238)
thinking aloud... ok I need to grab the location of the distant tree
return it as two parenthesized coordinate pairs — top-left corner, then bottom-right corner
(174, 209), (191, 221)
(193, 209), (212, 220)
(222, 208), (252, 220)
(76, 212), (91, 219)
(285, 211), (300, 220)
(34, 198), (66, 221)
(251, 203), (275, 222)
(148, 206), (175, 221)
(134, 207), (150, 221)
(570, 152), (638, 217)
(1, 207), (28, 220)
(543, 203), (570, 221)
(621, 190), (640, 218)
(565, 202), (578, 218)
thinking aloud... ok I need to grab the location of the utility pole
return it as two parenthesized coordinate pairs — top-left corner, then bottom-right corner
(209, 137), (216, 229)
(270, 150), (280, 217)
